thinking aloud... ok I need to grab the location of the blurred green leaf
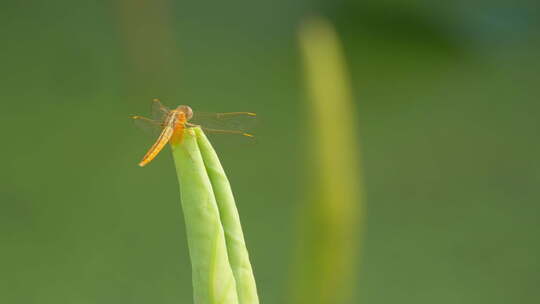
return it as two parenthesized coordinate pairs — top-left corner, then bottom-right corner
(292, 17), (363, 304)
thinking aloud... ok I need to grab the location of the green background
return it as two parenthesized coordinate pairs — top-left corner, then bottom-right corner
(1, 1), (539, 303)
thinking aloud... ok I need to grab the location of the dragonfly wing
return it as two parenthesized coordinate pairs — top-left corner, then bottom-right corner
(131, 115), (163, 136)
(151, 98), (171, 122)
(190, 112), (257, 135)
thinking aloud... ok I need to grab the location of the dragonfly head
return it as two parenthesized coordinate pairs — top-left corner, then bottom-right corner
(176, 105), (193, 121)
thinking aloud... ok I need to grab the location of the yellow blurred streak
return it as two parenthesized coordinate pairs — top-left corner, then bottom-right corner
(293, 17), (364, 304)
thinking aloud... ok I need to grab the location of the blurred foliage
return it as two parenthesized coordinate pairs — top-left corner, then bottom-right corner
(1, 1), (539, 304)
(292, 18), (362, 304)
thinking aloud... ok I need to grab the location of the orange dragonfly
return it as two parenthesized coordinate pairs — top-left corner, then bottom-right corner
(132, 99), (256, 167)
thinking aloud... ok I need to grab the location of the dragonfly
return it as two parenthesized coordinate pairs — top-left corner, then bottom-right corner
(131, 99), (256, 167)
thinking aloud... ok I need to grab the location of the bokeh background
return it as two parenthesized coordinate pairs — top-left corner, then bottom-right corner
(1, 1), (539, 303)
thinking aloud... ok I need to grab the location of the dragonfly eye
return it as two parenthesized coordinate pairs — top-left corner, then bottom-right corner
(178, 105), (193, 120)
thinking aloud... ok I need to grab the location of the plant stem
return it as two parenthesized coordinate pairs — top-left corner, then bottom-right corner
(171, 127), (239, 304)
(194, 128), (260, 304)
(171, 127), (259, 304)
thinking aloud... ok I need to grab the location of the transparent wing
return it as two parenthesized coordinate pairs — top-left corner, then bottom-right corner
(131, 115), (163, 136)
(190, 112), (257, 137)
(151, 98), (171, 122)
